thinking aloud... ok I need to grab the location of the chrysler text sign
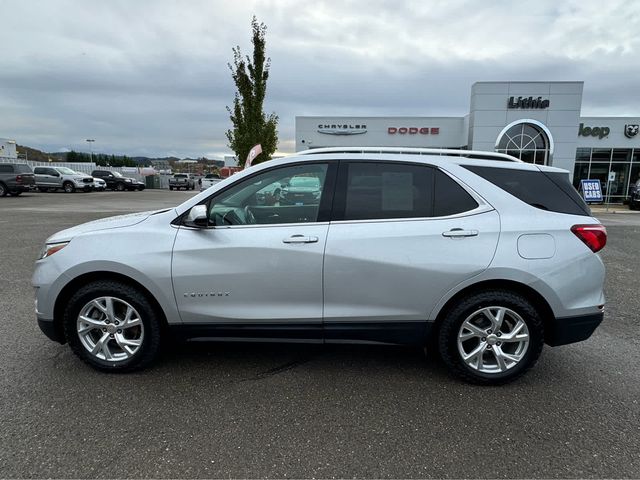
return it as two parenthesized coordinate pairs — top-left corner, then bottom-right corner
(317, 124), (367, 135)
(388, 127), (440, 134)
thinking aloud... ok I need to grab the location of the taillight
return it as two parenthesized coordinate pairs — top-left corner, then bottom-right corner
(16, 175), (23, 184)
(571, 224), (607, 253)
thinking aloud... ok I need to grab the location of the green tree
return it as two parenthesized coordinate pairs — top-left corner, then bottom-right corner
(226, 16), (278, 167)
(66, 150), (78, 162)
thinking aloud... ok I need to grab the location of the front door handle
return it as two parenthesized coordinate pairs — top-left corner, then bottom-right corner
(442, 228), (479, 238)
(283, 234), (319, 244)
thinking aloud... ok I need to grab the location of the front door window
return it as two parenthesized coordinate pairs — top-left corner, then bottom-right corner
(208, 163), (329, 226)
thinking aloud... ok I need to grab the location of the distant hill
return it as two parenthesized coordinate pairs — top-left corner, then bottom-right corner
(15, 145), (221, 167)
(16, 145), (66, 162)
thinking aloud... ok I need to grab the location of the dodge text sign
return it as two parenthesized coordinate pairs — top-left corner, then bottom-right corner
(388, 127), (439, 134)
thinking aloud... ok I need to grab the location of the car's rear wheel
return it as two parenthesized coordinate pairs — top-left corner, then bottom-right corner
(63, 281), (162, 372)
(38, 187), (49, 193)
(115, 182), (125, 191)
(63, 181), (75, 193)
(437, 290), (544, 385)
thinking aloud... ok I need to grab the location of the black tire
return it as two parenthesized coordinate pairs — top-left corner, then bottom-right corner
(437, 290), (544, 385)
(9, 191), (22, 196)
(116, 182), (125, 191)
(138, 185), (145, 191)
(169, 186), (173, 191)
(63, 181), (75, 193)
(38, 187), (49, 193)
(63, 280), (162, 372)
(0, 182), (7, 197)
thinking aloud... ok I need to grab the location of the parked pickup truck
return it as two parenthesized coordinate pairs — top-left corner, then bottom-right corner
(34, 166), (94, 193)
(169, 173), (195, 190)
(0, 163), (36, 197)
(199, 173), (222, 191)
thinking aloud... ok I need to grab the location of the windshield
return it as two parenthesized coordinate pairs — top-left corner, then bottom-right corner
(113, 171), (124, 178)
(55, 167), (76, 175)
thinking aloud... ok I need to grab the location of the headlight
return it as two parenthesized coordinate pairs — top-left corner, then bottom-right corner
(125, 179), (132, 182)
(39, 242), (69, 259)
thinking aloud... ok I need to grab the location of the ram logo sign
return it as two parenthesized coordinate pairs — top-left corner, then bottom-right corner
(624, 124), (639, 138)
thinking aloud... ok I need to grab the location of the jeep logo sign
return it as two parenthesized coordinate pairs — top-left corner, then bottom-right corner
(579, 123), (610, 139)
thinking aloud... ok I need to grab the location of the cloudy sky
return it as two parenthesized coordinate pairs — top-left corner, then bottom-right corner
(1, 0), (639, 158)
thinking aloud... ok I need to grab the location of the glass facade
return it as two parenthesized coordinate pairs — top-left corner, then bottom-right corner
(573, 148), (640, 202)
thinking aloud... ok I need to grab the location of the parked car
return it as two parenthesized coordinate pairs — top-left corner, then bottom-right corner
(34, 166), (94, 193)
(199, 173), (221, 191)
(0, 163), (35, 196)
(628, 179), (640, 210)
(169, 173), (195, 190)
(93, 177), (107, 191)
(281, 175), (322, 204)
(91, 170), (145, 191)
(33, 147), (606, 384)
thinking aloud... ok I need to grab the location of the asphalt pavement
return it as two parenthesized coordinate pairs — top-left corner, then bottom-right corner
(0, 190), (639, 478)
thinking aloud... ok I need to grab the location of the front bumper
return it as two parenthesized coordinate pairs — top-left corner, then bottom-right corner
(37, 316), (66, 344)
(545, 311), (604, 346)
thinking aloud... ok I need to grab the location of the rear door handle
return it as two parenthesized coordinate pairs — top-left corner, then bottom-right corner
(442, 228), (479, 238)
(283, 234), (319, 244)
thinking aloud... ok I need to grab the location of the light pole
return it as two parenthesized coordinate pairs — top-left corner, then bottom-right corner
(86, 139), (95, 163)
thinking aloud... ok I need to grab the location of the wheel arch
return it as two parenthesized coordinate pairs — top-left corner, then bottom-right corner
(53, 271), (170, 336)
(431, 279), (555, 344)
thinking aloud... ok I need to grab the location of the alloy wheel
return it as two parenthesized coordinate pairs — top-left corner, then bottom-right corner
(77, 296), (144, 362)
(457, 306), (530, 374)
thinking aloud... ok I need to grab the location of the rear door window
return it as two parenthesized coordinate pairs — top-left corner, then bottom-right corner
(336, 162), (434, 221)
(463, 165), (590, 216)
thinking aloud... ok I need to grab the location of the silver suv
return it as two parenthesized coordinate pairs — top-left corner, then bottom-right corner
(32, 148), (606, 384)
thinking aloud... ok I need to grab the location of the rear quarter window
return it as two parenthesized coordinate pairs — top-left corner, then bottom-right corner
(463, 165), (590, 216)
(434, 170), (479, 216)
(15, 164), (33, 173)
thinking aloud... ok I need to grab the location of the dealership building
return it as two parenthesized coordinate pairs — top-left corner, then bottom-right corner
(296, 81), (640, 202)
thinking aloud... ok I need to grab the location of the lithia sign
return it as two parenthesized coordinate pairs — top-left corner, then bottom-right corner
(507, 96), (550, 109)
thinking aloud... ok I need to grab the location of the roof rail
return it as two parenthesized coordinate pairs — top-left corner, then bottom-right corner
(295, 147), (521, 162)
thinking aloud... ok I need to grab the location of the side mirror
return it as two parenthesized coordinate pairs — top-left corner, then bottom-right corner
(184, 205), (208, 228)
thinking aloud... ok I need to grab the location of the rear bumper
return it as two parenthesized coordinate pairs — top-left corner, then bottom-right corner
(545, 311), (604, 346)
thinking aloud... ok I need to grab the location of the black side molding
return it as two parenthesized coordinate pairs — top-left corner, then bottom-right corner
(324, 321), (430, 346)
(545, 312), (604, 346)
(168, 321), (431, 346)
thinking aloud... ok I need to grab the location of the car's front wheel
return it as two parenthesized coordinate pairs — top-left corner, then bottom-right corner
(63, 281), (162, 372)
(437, 290), (544, 385)
(63, 181), (75, 193)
